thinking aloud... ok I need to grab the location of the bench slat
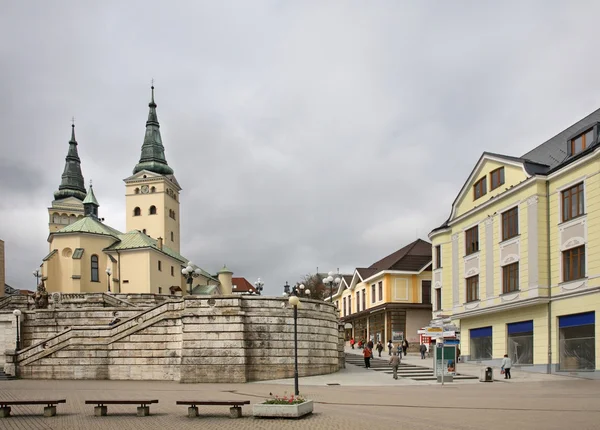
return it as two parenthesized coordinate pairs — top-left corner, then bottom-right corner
(176, 400), (250, 406)
(85, 400), (158, 405)
(0, 400), (66, 405)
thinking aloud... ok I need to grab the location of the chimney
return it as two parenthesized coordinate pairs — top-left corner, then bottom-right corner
(157, 237), (163, 250)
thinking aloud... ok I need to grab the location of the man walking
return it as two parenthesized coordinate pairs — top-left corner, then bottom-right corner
(389, 351), (401, 380)
(419, 343), (427, 359)
(501, 354), (512, 379)
(387, 340), (393, 356)
(363, 345), (372, 368)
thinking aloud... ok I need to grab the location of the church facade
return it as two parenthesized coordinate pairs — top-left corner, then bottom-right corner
(41, 87), (220, 295)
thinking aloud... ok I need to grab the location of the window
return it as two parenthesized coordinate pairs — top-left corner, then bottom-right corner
(503, 262), (519, 293)
(559, 312), (595, 371)
(473, 177), (487, 200)
(134, 187), (140, 194)
(378, 281), (383, 301)
(421, 280), (431, 304)
(435, 245), (442, 269)
(563, 245), (585, 282)
(151, 186), (156, 193)
(158, 287), (162, 294)
(507, 321), (533, 365)
(470, 327), (493, 360)
(343, 297), (347, 317)
(149, 205), (157, 215)
(371, 284), (376, 303)
(134, 207), (141, 216)
(356, 292), (360, 312)
(568, 128), (594, 156)
(502, 207), (519, 241)
(171, 266), (174, 276)
(158, 260), (162, 271)
(169, 209), (176, 220)
(348, 296), (352, 314)
(142, 229), (147, 234)
(170, 231), (174, 242)
(466, 275), (479, 302)
(362, 290), (366, 310)
(562, 183), (584, 222)
(435, 288), (442, 311)
(91, 255), (99, 282)
(465, 225), (479, 255)
(490, 167), (505, 190)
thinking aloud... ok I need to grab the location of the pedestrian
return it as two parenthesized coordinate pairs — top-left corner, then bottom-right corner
(350, 337), (355, 349)
(387, 340), (393, 356)
(402, 339), (409, 357)
(419, 343), (427, 359)
(389, 351), (401, 379)
(501, 354), (512, 379)
(363, 345), (372, 368)
(367, 339), (374, 351)
(376, 341), (384, 357)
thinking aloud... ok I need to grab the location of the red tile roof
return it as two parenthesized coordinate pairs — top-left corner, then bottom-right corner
(232, 277), (256, 293)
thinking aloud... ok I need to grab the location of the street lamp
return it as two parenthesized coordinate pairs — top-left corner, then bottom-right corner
(105, 267), (112, 293)
(283, 282), (311, 396)
(181, 262), (202, 295)
(33, 269), (41, 289)
(12, 309), (21, 351)
(323, 271), (341, 303)
(254, 278), (264, 295)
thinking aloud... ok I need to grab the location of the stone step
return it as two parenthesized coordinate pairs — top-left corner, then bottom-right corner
(0, 371), (15, 380)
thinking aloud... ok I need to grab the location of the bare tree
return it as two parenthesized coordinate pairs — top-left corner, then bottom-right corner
(299, 273), (328, 300)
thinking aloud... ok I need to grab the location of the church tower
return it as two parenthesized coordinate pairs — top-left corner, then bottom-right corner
(124, 85), (181, 253)
(48, 124), (86, 233)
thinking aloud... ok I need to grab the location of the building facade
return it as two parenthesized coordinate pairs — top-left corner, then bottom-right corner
(41, 86), (218, 295)
(429, 109), (600, 376)
(335, 239), (432, 347)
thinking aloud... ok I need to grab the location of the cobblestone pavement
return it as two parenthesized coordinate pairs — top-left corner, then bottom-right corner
(1, 378), (599, 430)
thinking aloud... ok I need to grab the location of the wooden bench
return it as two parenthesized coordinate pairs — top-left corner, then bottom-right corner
(85, 400), (158, 417)
(0, 399), (66, 418)
(176, 400), (251, 418)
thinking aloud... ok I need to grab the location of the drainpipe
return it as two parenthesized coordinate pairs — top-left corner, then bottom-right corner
(546, 180), (552, 374)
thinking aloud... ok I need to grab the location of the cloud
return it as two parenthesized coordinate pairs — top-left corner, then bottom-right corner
(1, 1), (600, 295)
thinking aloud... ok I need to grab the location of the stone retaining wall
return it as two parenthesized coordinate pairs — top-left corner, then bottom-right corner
(6, 295), (342, 383)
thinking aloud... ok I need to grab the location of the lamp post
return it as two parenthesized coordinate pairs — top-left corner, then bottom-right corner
(283, 282), (311, 396)
(13, 309), (21, 351)
(105, 267), (112, 293)
(323, 271), (341, 303)
(254, 278), (264, 295)
(181, 262), (202, 295)
(33, 269), (41, 289)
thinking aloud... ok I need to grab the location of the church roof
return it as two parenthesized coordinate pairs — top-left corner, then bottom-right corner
(191, 284), (220, 295)
(104, 231), (187, 264)
(52, 216), (122, 239)
(54, 124), (87, 201)
(132, 86), (174, 176)
(82, 183), (99, 205)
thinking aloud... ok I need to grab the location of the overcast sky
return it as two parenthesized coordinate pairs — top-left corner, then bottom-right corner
(1, 1), (599, 295)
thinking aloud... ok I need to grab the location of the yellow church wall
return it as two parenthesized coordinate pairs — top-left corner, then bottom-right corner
(118, 251), (150, 294)
(148, 250), (184, 294)
(454, 160), (529, 218)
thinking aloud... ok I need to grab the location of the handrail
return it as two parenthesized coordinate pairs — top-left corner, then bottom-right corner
(101, 293), (139, 307)
(0, 296), (11, 309)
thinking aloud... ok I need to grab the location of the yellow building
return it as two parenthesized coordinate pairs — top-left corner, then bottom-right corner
(429, 109), (600, 376)
(334, 239), (432, 347)
(41, 86), (220, 295)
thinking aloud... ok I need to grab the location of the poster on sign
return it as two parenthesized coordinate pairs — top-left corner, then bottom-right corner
(392, 331), (404, 342)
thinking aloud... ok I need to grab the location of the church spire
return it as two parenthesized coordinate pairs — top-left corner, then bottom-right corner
(132, 85), (174, 176)
(54, 123), (87, 201)
(83, 180), (99, 218)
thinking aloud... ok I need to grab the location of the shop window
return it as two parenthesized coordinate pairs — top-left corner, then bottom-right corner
(91, 255), (99, 282)
(559, 312), (595, 371)
(507, 321), (533, 365)
(421, 280), (431, 304)
(470, 326), (492, 360)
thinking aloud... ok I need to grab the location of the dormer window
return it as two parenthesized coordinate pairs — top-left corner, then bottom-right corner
(473, 177), (487, 200)
(569, 128), (594, 156)
(490, 167), (505, 191)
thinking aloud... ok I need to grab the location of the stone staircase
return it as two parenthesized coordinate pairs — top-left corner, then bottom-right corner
(345, 353), (478, 382)
(0, 370), (15, 380)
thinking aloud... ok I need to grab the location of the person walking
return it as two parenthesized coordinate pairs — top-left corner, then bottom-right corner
(387, 340), (393, 356)
(402, 339), (409, 357)
(363, 345), (372, 368)
(501, 354), (512, 379)
(367, 339), (374, 351)
(376, 341), (384, 357)
(389, 351), (401, 380)
(419, 343), (427, 359)
(350, 337), (355, 349)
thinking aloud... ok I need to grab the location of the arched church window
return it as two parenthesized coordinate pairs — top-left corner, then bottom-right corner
(135, 188), (140, 194)
(61, 214), (68, 224)
(149, 206), (157, 215)
(134, 207), (141, 216)
(91, 255), (99, 282)
(69, 215), (76, 224)
(52, 213), (60, 224)
(151, 186), (156, 193)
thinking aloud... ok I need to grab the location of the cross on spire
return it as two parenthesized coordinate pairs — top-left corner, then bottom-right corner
(71, 116), (75, 126)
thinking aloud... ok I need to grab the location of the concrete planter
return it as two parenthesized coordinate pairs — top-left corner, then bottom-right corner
(253, 400), (313, 418)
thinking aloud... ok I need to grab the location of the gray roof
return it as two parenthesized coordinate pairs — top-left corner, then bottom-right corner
(522, 108), (600, 170)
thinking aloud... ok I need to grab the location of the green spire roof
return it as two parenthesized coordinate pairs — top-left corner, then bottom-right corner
(132, 86), (174, 176)
(217, 265), (233, 275)
(83, 181), (100, 218)
(54, 124), (87, 201)
(82, 182), (99, 205)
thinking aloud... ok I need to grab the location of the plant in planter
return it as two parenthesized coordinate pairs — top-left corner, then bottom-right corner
(253, 392), (314, 418)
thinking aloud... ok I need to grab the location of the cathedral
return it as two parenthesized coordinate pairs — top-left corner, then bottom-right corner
(41, 86), (227, 295)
